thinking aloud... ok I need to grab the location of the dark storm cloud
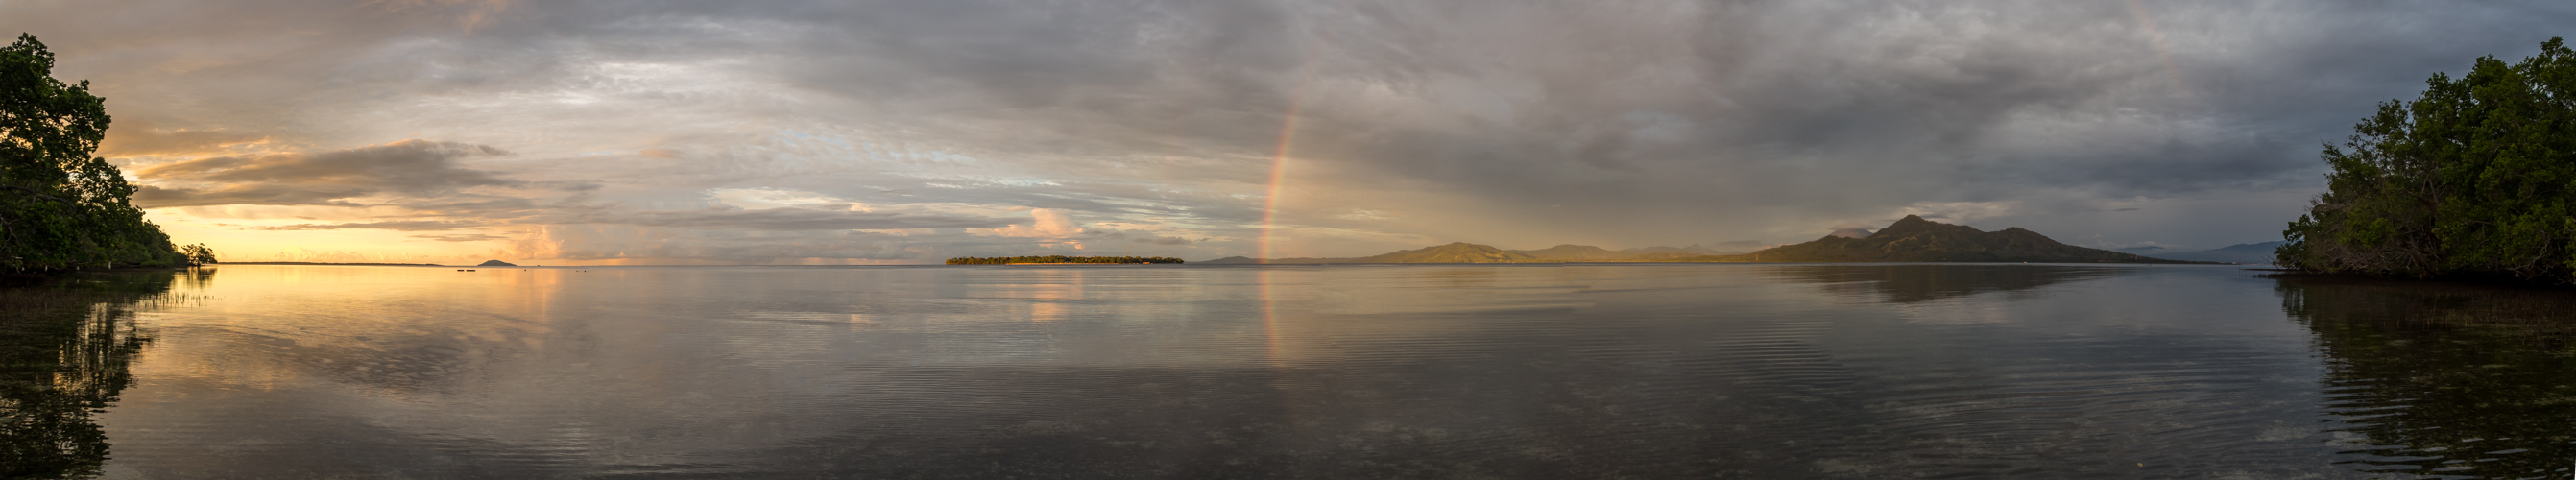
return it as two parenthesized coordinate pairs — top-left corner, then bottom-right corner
(19, 0), (2576, 260)
(472, 0), (2566, 247)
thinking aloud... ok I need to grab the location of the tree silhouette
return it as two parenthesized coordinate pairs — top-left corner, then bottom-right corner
(178, 244), (216, 266)
(0, 33), (187, 272)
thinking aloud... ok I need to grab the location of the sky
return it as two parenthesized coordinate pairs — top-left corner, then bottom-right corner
(8, 0), (2574, 264)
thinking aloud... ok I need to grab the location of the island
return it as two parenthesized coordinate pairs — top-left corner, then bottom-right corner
(478, 260), (518, 267)
(1682, 215), (2198, 263)
(946, 255), (1185, 265)
(1203, 216), (2210, 265)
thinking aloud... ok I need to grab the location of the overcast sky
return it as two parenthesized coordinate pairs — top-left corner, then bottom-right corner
(11, 0), (2573, 264)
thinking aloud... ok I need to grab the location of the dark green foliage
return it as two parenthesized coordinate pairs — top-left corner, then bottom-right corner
(178, 244), (215, 266)
(2279, 38), (2576, 281)
(0, 34), (185, 272)
(1695, 215), (2195, 263)
(945, 255), (1185, 265)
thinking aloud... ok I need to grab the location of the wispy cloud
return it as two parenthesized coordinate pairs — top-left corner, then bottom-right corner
(253, 220), (493, 231)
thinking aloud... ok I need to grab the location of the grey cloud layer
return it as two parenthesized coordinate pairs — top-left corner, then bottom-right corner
(546, 206), (1016, 231)
(140, 139), (1019, 239)
(133, 140), (526, 208)
(19, 0), (2576, 259)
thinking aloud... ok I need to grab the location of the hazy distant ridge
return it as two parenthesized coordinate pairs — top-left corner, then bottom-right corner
(1202, 216), (2194, 264)
(2131, 242), (2282, 264)
(1695, 215), (2194, 264)
(1200, 242), (1739, 264)
(1202, 243), (1537, 264)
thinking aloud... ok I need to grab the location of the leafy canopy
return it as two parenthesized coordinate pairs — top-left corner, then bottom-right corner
(0, 33), (205, 271)
(2279, 37), (2576, 282)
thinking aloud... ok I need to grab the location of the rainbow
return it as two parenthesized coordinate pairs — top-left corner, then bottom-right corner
(1256, 79), (1308, 263)
(2125, 0), (2187, 95)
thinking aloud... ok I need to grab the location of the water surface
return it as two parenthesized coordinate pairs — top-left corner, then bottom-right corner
(6, 264), (2575, 478)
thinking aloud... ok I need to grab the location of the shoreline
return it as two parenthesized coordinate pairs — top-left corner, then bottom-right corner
(221, 262), (448, 267)
(999, 263), (1173, 265)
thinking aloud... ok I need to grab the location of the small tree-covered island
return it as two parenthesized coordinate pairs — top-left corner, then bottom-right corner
(2276, 38), (2576, 283)
(946, 255), (1186, 265)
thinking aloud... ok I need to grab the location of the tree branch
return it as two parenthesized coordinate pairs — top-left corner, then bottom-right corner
(0, 184), (72, 204)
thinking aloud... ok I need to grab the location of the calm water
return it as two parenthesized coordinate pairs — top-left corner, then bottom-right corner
(6, 263), (2576, 478)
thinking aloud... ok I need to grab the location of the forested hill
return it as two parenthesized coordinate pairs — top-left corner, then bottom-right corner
(1693, 215), (2196, 264)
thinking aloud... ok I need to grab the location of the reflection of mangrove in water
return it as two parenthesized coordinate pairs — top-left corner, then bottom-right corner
(0, 270), (181, 479)
(2273, 275), (2576, 478)
(1759, 264), (2129, 303)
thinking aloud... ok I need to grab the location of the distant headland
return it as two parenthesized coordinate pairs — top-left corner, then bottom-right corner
(947, 255), (1185, 265)
(1203, 216), (2218, 265)
(222, 262), (448, 267)
(1687, 215), (2194, 263)
(216, 260), (533, 267)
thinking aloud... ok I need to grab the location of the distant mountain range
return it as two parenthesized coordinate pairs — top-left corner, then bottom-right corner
(2117, 241), (2282, 264)
(1202, 216), (2203, 264)
(1197, 242), (1741, 264)
(1694, 215), (2193, 263)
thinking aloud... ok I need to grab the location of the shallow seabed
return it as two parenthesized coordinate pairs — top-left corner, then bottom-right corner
(5, 263), (2573, 478)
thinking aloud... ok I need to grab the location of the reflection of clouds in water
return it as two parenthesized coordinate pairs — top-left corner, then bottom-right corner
(87, 264), (2374, 477)
(1890, 300), (2023, 324)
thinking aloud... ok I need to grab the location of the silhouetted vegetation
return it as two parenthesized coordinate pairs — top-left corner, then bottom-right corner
(1, 34), (197, 272)
(178, 244), (215, 267)
(946, 255), (1185, 265)
(0, 270), (178, 478)
(2278, 38), (2576, 282)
